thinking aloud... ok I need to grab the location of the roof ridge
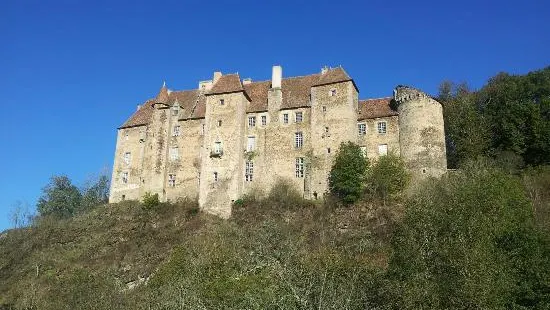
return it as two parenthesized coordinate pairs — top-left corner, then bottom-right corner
(360, 97), (392, 101)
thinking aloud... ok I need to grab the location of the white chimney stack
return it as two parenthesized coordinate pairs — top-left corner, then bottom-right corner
(213, 71), (222, 84)
(271, 65), (282, 89)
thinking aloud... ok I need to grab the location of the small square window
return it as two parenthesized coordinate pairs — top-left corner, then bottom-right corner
(327, 148), (331, 154)
(283, 113), (289, 124)
(261, 115), (267, 126)
(295, 132), (303, 148)
(245, 161), (254, 182)
(295, 157), (304, 178)
(295, 112), (303, 123)
(169, 147), (179, 160)
(168, 174), (176, 187)
(220, 99), (225, 105)
(378, 144), (388, 156)
(172, 125), (180, 137)
(217, 120), (222, 127)
(124, 132), (129, 141)
(123, 152), (131, 165)
(329, 89), (337, 96)
(121, 172), (128, 184)
(171, 106), (179, 116)
(377, 121), (387, 134)
(322, 106), (327, 112)
(248, 116), (256, 127)
(358, 123), (366, 135)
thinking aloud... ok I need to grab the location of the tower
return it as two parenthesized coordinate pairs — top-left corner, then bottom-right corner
(394, 86), (447, 180)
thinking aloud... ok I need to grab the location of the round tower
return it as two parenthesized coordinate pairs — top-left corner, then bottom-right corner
(394, 86), (447, 180)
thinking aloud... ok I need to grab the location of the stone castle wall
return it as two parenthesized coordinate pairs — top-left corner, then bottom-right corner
(109, 68), (447, 217)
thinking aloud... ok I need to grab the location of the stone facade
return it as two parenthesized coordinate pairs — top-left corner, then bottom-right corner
(109, 66), (447, 216)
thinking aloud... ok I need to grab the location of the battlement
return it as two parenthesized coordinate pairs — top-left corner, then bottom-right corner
(393, 85), (430, 104)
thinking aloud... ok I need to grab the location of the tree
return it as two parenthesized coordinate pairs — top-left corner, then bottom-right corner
(328, 142), (369, 204)
(385, 163), (550, 309)
(37, 175), (82, 217)
(366, 153), (409, 203)
(81, 174), (110, 210)
(8, 200), (33, 228)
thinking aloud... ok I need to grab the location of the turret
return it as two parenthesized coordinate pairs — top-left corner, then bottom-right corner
(394, 86), (447, 180)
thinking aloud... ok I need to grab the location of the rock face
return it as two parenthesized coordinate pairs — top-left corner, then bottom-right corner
(109, 67), (447, 216)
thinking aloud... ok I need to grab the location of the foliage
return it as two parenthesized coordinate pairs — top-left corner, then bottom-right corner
(80, 175), (110, 210)
(36, 175), (82, 217)
(522, 165), (550, 233)
(365, 153), (409, 202)
(385, 162), (550, 309)
(329, 142), (369, 204)
(142, 192), (160, 209)
(8, 201), (34, 229)
(440, 67), (550, 168)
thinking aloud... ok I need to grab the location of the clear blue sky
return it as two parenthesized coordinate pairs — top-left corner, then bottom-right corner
(0, 0), (548, 231)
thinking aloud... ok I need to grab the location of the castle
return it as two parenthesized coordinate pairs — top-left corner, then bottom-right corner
(109, 66), (447, 217)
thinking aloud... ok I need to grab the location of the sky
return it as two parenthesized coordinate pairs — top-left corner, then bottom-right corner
(0, 0), (548, 231)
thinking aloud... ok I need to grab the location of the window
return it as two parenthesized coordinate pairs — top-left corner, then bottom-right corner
(245, 161), (254, 182)
(360, 146), (367, 157)
(358, 123), (366, 135)
(124, 132), (129, 141)
(295, 132), (303, 148)
(201, 124), (205, 135)
(248, 116), (256, 127)
(220, 99), (225, 105)
(295, 157), (304, 178)
(295, 111), (303, 123)
(283, 113), (289, 124)
(213, 142), (222, 154)
(171, 106), (179, 116)
(327, 147), (331, 154)
(325, 127), (329, 133)
(121, 172), (128, 184)
(261, 115), (267, 126)
(123, 152), (131, 165)
(213, 172), (218, 182)
(168, 174), (176, 187)
(377, 121), (387, 134)
(330, 89), (337, 96)
(322, 106), (327, 112)
(217, 120), (222, 127)
(169, 147), (179, 160)
(247, 136), (256, 152)
(378, 144), (388, 156)
(172, 125), (180, 137)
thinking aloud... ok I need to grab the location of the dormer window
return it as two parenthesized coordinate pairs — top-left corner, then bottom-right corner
(171, 106), (179, 116)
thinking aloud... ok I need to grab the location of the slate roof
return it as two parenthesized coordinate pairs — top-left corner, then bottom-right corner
(119, 67), (365, 128)
(357, 97), (398, 120)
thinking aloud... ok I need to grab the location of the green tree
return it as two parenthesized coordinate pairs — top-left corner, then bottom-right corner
(37, 175), (82, 217)
(81, 174), (110, 210)
(385, 163), (550, 309)
(366, 153), (409, 203)
(328, 142), (369, 204)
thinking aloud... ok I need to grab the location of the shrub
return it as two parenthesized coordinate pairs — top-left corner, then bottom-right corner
(365, 153), (409, 202)
(142, 192), (160, 210)
(37, 175), (82, 217)
(328, 142), (369, 204)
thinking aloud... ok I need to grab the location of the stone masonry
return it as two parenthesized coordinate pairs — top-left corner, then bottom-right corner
(109, 66), (447, 216)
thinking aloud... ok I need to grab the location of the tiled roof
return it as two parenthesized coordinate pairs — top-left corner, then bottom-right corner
(119, 99), (155, 129)
(119, 67), (360, 127)
(357, 97), (398, 120)
(314, 67), (352, 86)
(207, 74), (243, 95)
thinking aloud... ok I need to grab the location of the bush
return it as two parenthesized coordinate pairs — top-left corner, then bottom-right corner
(385, 162), (550, 309)
(365, 153), (409, 202)
(37, 175), (82, 217)
(328, 142), (369, 204)
(142, 192), (160, 210)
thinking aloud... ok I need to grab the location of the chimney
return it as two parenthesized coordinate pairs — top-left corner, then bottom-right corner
(242, 78), (252, 85)
(271, 65), (282, 89)
(213, 71), (222, 84)
(321, 65), (329, 74)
